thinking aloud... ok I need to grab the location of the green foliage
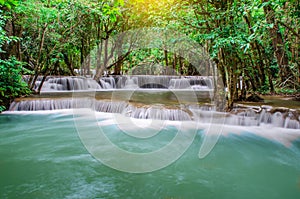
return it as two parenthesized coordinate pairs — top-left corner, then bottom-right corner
(0, 9), (19, 52)
(275, 88), (298, 95)
(257, 84), (271, 94)
(0, 0), (299, 109)
(0, 57), (31, 112)
(0, 2), (31, 112)
(0, 0), (18, 9)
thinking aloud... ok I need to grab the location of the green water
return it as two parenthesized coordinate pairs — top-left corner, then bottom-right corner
(0, 111), (300, 199)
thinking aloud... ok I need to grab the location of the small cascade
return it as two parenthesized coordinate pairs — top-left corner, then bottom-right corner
(41, 77), (102, 91)
(188, 76), (213, 90)
(114, 76), (127, 88)
(271, 112), (285, 127)
(107, 75), (213, 89)
(236, 110), (257, 126)
(9, 99), (193, 121)
(123, 105), (191, 120)
(123, 77), (139, 89)
(259, 109), (272, 124)
(224, 109), (259, 126)
(189, 104), (300, 129)
(99, 79), (113, 89)
(284, 116), (300, 129)
(9, 98), (300, 129)
(94, 101), (128, 113)
(10, 99), (74, 111)
(227, 105), (300, 129)
(87, 78), (102, 90)
(100, 77), (116, 89)
(168, 76), (213, 90)
(36, 75), (214, 91)
(169, 79), (191, 89)
(136, 75), (177, 88)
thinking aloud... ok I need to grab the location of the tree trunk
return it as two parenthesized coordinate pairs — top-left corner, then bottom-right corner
(225, 64), (234, 110)
(179, 56), (184, 75)
(263, 0), (292, 82)
(86, 54), (91, 76)
(114, 61), (122, 75)
(94, 39), (109, 79)
(298, 27), (300, 84)
(63, 53), (76, 76)
(80, 38), (85, 75)
(173, 53), (177, 74)
(164, 49), (168, 67)
(37, 73), (47, 94)
(94, 41), (104, 80)
(244, 13), (266, 87)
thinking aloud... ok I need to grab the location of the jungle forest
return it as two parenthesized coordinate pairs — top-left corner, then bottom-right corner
(1, 0), (300, 110)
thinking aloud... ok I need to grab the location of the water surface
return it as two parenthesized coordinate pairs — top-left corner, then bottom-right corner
(0, 111), (300, 198)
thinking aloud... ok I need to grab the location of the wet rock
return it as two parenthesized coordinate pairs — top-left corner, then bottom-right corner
(261, 105), (273, 111)
(269, 107), (290, 114)
(233, 104), (262, 113)
(246, 94), (264, 102)
(292, 94), (300, 101)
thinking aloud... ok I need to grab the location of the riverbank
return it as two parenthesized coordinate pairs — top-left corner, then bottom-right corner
(236, 94), (300, 110)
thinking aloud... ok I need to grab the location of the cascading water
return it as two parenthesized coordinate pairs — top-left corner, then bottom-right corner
(9, 98), (192, 121)
(100, 76), (116, 89)
(9, 97), (300, 129)
(10, 75), (300, 129)
(37, 75), (213, 91)
(122, 77), (139, 89)
(39, 76), (102, 91)
(169, 76), (213, 90)
(2, 75), (300, 198)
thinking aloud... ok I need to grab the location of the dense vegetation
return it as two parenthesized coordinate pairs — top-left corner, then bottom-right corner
(0, 0), (299, 110)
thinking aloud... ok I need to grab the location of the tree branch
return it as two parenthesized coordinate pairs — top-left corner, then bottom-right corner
(277, 20), (300, 39)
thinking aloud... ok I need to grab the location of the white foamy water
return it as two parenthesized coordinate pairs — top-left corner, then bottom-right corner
(7, 109), (298, 147)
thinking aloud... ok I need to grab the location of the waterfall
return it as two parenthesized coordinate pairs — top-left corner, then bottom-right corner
(188, 76), (213, 90)
(41, 77), (102, 91)
(100, 77), (116, 89)
(284, 116), (300, 129)
(271, 112), (285, 127)
(189, 105), (300, 129)
(9, 98), (300, 129)
(9, 99), (193, 121)
(168, 77), (213, 90)
(169, 79), (191, 89)
(15, 75), (300, 129)
(99, 79), (113, 89)
(37, 75), (214, 91)
(135, 75), (176, 88)
(123, 77), (139, 89)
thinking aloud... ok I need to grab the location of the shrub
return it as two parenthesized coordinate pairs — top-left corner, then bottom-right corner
(0, 57), (31, 112)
